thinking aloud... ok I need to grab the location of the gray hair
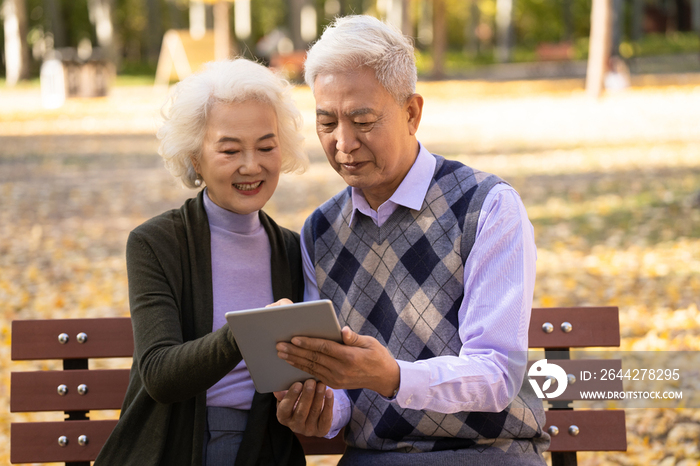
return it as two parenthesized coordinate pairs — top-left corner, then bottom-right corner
(304, 15), (417, 104)
(157, 59), (307, 189)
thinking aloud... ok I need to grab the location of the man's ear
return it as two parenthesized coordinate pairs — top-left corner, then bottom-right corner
(405, 93), (424, 136)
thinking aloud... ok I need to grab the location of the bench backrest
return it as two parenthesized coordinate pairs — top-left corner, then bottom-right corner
(10, 307), (626, 464)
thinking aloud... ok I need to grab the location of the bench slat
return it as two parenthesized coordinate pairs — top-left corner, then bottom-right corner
(11, 419), (118, 463)
(11, 318), (133, 360)
(527, 359), (623, 400)
(529, 307), (620, 348)
(546, 409), (626, 451)
(10, 309), (627, 460)
(11, 369), (130, 412)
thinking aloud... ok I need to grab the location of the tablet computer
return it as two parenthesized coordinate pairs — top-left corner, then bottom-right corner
(225, 299), (343, 393)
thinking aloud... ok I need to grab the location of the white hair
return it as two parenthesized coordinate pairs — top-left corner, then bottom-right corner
(304, 15), (417, 104)
(157, 59), (307, 189)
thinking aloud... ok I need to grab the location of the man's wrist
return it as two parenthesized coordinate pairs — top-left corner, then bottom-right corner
(380, 361), (401, 398)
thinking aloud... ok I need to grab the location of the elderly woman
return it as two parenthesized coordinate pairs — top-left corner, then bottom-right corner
(95, 59), (313, 466)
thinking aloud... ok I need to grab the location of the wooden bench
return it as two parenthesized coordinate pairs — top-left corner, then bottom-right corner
(10, 307), (626, 465)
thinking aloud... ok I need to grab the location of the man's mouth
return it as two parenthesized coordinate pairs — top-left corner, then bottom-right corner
(340, 162), (367, 171)
(233, 181), (262, 191)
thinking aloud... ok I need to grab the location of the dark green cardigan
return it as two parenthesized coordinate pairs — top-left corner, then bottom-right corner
(95, 191), (306, 466)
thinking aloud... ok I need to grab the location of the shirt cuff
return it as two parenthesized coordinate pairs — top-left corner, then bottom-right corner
(395, 359), (431, 410)
(324, 388), (351, 439)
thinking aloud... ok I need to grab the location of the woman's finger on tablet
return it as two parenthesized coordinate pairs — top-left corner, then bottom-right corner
(288, 379), (321, 434)
(276, 382), (302, 424)
(305, 382), (326, 430)
(318, 388), (334, 436)
(266, 298), (293, 307)
(273, 389), (289, 402)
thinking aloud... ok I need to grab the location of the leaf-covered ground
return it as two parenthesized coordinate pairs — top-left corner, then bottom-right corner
(1, 78), (699, 465)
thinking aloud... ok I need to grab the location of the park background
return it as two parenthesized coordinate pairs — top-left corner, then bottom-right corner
(2, 0), (700, 465)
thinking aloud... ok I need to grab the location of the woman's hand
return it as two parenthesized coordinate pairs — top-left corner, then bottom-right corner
(266, 298), (294, 307)
(274, 380), (334, 437)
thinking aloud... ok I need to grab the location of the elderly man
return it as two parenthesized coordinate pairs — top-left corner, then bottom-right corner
(274, 15), (549, 465)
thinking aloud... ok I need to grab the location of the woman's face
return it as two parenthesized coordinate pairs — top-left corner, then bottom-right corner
(196, 100), (282, 215)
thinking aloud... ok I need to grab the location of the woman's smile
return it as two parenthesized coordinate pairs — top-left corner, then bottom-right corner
(234, 181), (263, 194)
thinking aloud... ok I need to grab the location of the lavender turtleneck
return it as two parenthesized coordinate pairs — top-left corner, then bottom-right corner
(203, 190), (273, 410)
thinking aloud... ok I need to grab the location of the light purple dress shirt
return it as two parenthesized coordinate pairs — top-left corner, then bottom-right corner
(300, 143), (537, 438)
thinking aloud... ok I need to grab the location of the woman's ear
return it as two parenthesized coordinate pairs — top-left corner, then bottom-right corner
(405, 93), (424, 136)
(190, 154), (200, 174)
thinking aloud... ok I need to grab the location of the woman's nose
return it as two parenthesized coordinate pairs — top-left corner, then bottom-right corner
(238, 151), (262, 174)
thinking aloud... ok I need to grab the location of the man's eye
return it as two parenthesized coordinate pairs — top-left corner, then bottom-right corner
(318, 121), (337, 132)
(223, 150), (239, 155)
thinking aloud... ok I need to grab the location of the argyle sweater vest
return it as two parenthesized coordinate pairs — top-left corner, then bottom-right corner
(303, 155), (548, 455)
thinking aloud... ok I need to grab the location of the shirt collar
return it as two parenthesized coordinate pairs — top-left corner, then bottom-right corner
(349, 142), (436, 225)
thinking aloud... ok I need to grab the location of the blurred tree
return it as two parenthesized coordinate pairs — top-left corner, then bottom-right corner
(587, 0), (612, 97)
(2, 0), (31, 84)
(465, 0), (480, 56)
(563, 0), (573, 39)
(514, 0), (591, 47)
(88, 0), (116, 62)
(114, 0), (146, 65)
(631, 0), (643, 40)
(63, 0), (93, 48)
(495, 0), (513, 61)
(146, 0), (162, 62)
(432, 0), (445, 76)
(43, 0), (66, 47)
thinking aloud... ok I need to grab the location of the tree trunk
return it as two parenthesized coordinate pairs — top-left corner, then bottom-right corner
(432, 0), (446, 78)
(190, 1), (206, 39)
(165, 0), (184, 29)
(417, 0), (432, 47)
(2, 0), (31, 86)
(586, 0), (613, 98)
(611, 0), (623, 56)
(693, 0), (700, 33)
(234, 0), (250, 56)
(44, 0), (66, 48)
(387, 0), (411, 36)
(87, 0), (115, 61)
(465, 0), (480, 57)
(665, 0), (677, 33)
(632, 0), (644, 41)
(495, 0), (513, 62)
(146, 0), (162, 62)
(562, 0), (573, 41)
(289, 0), (302, 50)
(213, 1), (230, 60)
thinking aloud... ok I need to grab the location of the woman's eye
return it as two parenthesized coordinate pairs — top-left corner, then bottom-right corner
(259, 146), (275, 152)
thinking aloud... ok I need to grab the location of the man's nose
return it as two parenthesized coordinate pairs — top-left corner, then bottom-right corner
(335, 122), (361, 154)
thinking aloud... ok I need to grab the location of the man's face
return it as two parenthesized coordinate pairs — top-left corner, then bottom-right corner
(313, 67), (422, 210)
